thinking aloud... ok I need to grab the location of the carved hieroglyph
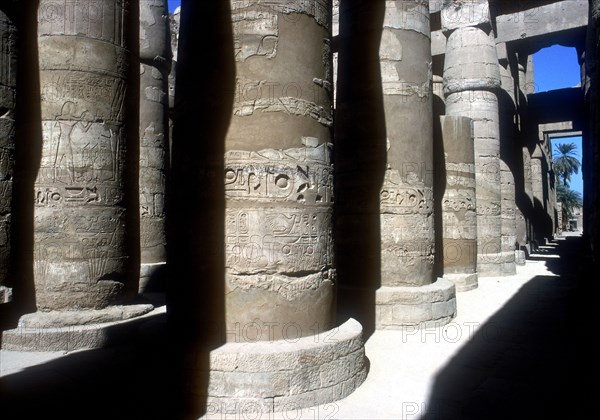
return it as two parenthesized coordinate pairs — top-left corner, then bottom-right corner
(226, 1), (334, 341)
(444, 25), (503, 277)
(35, 0), (136, 310)
(0, 9), (16, 303)
(380, 1), (435, 286)
(499, 63), (517, 274)
(440, 116), (478, 291)
(139, 0), (171, 287)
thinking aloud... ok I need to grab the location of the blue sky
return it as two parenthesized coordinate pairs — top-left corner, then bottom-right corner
(165, 3), (584, 194)
(534, 45), (584, 195)
(168, 1), (180, 12)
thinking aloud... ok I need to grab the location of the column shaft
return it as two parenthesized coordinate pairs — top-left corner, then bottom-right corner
(139, 0), (171, 291)
(380, 0), (434, 287)
(444, 26), (503, 277)
(0, 8), (16, 303)
(35, 0), (139, 310)
(440, 116), (478, 291)
(499, 63), (517, 274)
(225, 0), (335, 341)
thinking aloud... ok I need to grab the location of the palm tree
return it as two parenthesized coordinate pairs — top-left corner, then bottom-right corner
(556, 183), (583, 230)
(553, 142), (581, 187)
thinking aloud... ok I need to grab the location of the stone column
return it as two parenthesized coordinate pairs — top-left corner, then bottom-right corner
(139, 0), (171, 292)
(226, 0), (335, 342)
(0, 8), (16, 304)
(443, 25), (503, 277)
(439, 116), (478, 292)
(517, 59), (534, 252)
(376, 0), (456, 328)
(8, 0), (152, 349)
(499, 63), (517, 274)
(204, 0), (366, 412)
(531, 145), (552, 242)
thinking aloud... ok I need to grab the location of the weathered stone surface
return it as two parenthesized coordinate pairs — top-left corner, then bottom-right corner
(226, 1), (335, 342)
(0, 8), (16, 303)
(375, 278), (457, 328)
(18, 304), (153, 328)
(380, 0), (435, 287)
(439, 116), (478, 291)
(499, 63), (517, 275)
(441, 0), (491, 32)
(139, 0), (171, 291)
(199, 319), (367, 414)
(444, 273), (478, 292)
(444, 26), (503, 277)
(35, 0), (138, 311)
(2, 305), (164, 351)
(495, 0), (588, 44)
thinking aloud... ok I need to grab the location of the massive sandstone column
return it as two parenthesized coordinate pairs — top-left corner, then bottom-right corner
(0, 8), (16, 304)
(443, 25), (503, 277)
(225, 0), (335, 341)
(376, 0), (456, 328)
(30, 0), (148, 327)
(499, 62), (517, 274)
(190, 1), (367, 411)
(439, 116), (478, 292)
(517, 59), (534, 251)
(139, 0), (171, 292)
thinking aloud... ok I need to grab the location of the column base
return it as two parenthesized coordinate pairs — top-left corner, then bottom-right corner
(477, 253), (504, 277)
(0, 286), (12, 304)
(501, 251), (517, 276)
(139, 262), (167, 294)
(444, 273), (478, 292)
(375, 278), (457, 329)
(515, 250), (527, 265)
(203, 318), (367, 414)
(1, 304), (155, 351)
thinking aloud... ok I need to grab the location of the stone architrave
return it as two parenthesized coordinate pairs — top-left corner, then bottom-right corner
(30, 1), (150, 326)
(0, 8), (16, 304)
(440, 116), (478, 292)
(444, 25), (503, 277)
(499, 63), (517, 275)
(376, 1), (456, 328)
(139, 0), (171, 292)
(225, 0), (336, 342)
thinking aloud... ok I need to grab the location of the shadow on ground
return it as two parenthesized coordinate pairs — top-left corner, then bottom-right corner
(422, 236), (598, 420)
(0, 313), (171, 420)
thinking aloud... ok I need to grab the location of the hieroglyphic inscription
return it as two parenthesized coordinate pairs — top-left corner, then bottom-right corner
(225, 144), (333, 203)
(232, 5), (279, 61)
(226, 208), (332, 274)
(232, 0), (330, 31)
(37, 120), (123, 188)
(34, 0), (132, 309)
(34, 207), (125, 286)
(41, 72), (127, 123)
(0, 11), (16, 292)
(38, 0), (126, 46)
(226, 145), (333, 274)
(380, 168), (434, 215)
(227, 269), (335, 301)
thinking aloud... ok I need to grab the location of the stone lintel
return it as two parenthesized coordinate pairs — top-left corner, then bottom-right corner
(495, 0), (588, 45)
